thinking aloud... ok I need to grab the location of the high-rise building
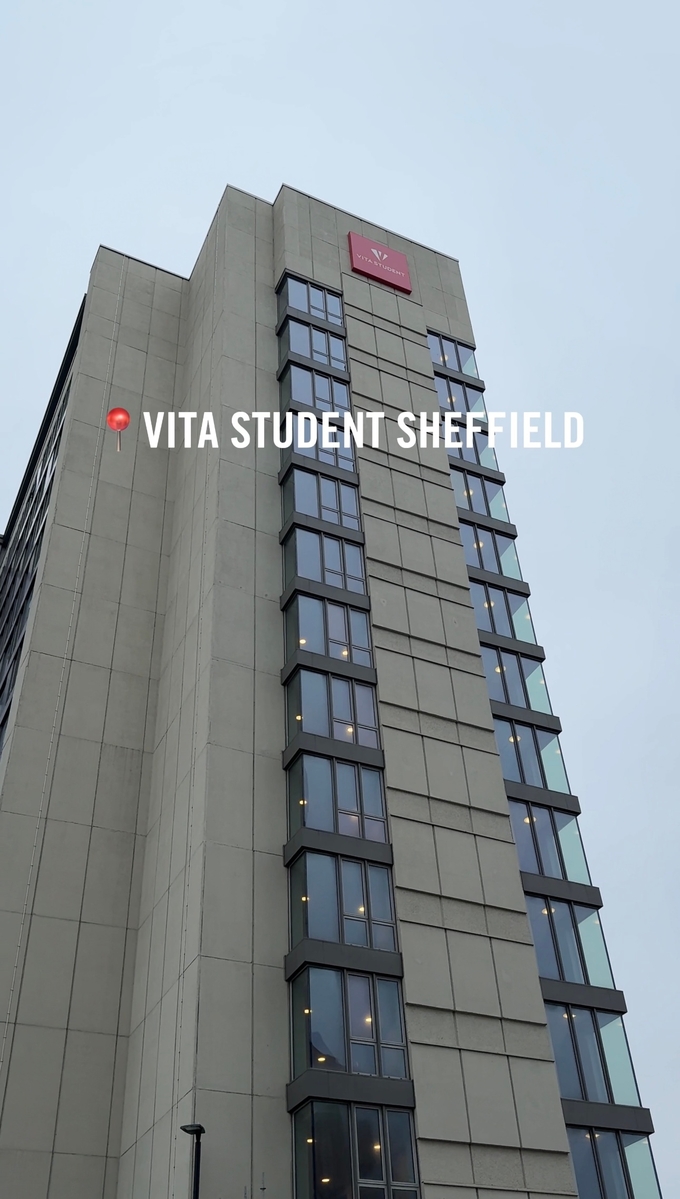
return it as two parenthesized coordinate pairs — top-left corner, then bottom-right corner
(0, 185), (661, 1199)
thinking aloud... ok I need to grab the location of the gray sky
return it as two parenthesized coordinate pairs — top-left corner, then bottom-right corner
(2, 0), (678, 1188)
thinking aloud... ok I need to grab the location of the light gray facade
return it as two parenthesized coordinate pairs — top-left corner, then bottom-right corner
(0, 185), (656, 1199)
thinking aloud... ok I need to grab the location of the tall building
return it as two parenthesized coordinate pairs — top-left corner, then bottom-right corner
(0, 185), (661, 1199)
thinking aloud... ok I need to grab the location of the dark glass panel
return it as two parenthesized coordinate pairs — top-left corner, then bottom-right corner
(347, 973), (373, 1040)
(292, 971), (310, 1076)
(427, 332), (443, 363)
(545, 1004), (583, 1099)
(508, 800), (540, 874)
(294, 1105), (314, 1199)
(526, 895), (560, 979)
(356, 1108), (383, 1181)
(306, 853), (339, 942)
(298, 595), (325, 654)
(297, 529), (322, 581)
(501, 651), (526, 707)
(291, 363), (314, 405)
(488, 586), (512, 637)
(533, 805), (562, 878)
(567, 1128), (604, 1199)
(386, 1110), (416, 1183)
(294, 469), (320, 517)
(289, 320), (311, 358)
(309, 968), (346, 1071)
(361, 768), (384, 817)
(301, 671), (329, 737)
(470, 581), (492, 631)
(376, 979), (403, 1045)
(459, 521), (479, 568)
(482, 646), (506, 703)
(494, 718), (522, 783)
(552, 900), (585, 984)
(514, 723), (543, 788)
(596, 1130), (630, 1199)
(313, 1103), (352, 1199)
(367, 865), (393, 922)
(478, 528), (498, 573)
(571, 1008), (608, 1103)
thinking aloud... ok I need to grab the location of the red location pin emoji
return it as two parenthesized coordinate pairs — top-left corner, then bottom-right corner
(106, 407), (130, 452)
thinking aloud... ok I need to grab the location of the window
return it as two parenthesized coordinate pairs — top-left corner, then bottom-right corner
(287, 670), (379, 748)
(459, 522), (522, 579)
(288, 753), (387, 842)
(433, 373), (485, 415)
(286, 596), (372, 667)
(450, 467), (508, 520)
(482, 646), (552, 713)
(290, 852), (397, 951)
(292, 968), (407, 1079)
(291, 415), (355, 471)
(284, 528), (366, 594)
(281, 363), (351, 412)
(280, 277), (343, 325)
(526, 895), (614, 987)
(427, 331), (479, 378)
(494, 717), (570, 793)
(469, 580), (537, 643)
(508, 799), (590, 883)
(295, 1103), (419, 1199)
(282, 319), (347, 370)
(447, 419), (498, 469)
(283, 469), (360, 529)
(546, 1004), (640, 1105)
(567, 1128), (661, 1199)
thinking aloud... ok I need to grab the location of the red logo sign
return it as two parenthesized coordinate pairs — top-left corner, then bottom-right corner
(348, 232), (412, 293)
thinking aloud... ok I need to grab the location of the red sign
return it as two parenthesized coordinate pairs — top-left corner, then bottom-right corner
(347, 232), (412, 293)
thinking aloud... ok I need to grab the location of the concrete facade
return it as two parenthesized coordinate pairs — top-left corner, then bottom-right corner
(0, 184), (644, 1199)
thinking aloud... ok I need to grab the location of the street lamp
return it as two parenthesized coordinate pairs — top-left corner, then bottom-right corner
(180, 1123), (206, 1199)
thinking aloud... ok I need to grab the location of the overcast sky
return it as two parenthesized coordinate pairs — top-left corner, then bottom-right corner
(1, 0), (678, 1189)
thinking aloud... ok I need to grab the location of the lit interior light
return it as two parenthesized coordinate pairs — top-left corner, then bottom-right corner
(304, 1008), (312, 1015)
(523, 816), (531, 824)
(299, 638), (307, 645)
(358, 906), (365, 914)
(373, 1144), (381, 1151)
(365, 1015), (372, 1023)
(317, 1056), (326, 1062)
(299, 799), (307, 805)
(341, 648), (349, 657)
(296, 714), (303, 721)
(321, 1179), (331, 1184)
(494, 665), (502, 673)
(301, 896), (309, 902)
(346, 725), (353, 734)
(306, 1138), (314, 1144)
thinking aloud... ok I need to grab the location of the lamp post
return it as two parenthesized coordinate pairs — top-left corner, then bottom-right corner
(180, 1123), (206, 1199)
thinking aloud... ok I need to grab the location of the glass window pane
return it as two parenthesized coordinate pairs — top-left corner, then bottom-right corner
(459, 521), (479, 568)
(293, 1104), (315, 1199)
(482, 647), (506, 703)
(288, 279), (308, 312)
(298, 596), (325, 654)
(356, 1108), (383, 1180)
(508, 592), (537, 643)
(475, 431), (498, 470)
(488, 586), (512, 637)
(377, 979), (403, 1044)
(575, 906), (614, 988)
(622, 1135), (662, 1199)
(554, 812), (591, 884)
(290, 364), (314, 406)
(297, 530), (322, 580)
(367, 865), (393, 923)
(508, 800), (540, 874)
(501, 651), (526, 707)
(309, 286), (325, 317)
(386, 1110), (416, 1183)
(427, 332), (443, 363)
(596, 1130), (630, 1199)
(336, 762), (358, 812)
(545, 1004), (583, 1099)
(322, 535), (342, 573)
(355, 684), (377, 729)
(522, 658), (552, 713)
(327, 602), (347, 646)
(458, 343), (479, 377)
(467, 474), (488, 514)
(571, 1008), (609, 1103)
(301, 671), (329, 736)
(344, 542), (365, 587)
(567, 1128), (604, 1199)
(449, 468), (470, 510)
(314, 373), (331, 408)
(341, 859), (366, 918)
(364, 819), (386, 842)
(465, 385), (486, 414)
(302, 755), (334, 832)
(478, 528), (498, 573)
(312, 1102), (353, 1199)
(350, 608), (370, 651)
(348, 974), (373, 1040)
(552, 900), (585, 984)
(329, 336), (346, 368)
(470, 581), (492, 631)
(442, 337), (458, 370)
(526, 895), (560, 979)
(361, 768), (384, 817)
(340, 483), (359, 519)
(290, 856), (307, 945)
(381, 1047), (406, 1078)
(331, 677), (352, 722)
(533, 805), (562, 877)
(515, 724), (543, 788)
(333, 379), (350, 409)
(327, 292), (343, 324)
(536, 729), (570, 793)
(345, 918), (368, 946)
(496, 534), (522, 579)
(309, 968), (346, 1070)
(312, 328), (328, 363)
(434, 374), (450, 408)
(485, 480), (509, 521)
(289, 320), (311, 358)
(306, 853), (339, 942)
(597, 1012), (640, 1105)
(494, 718), (522, 783)
(351, 1042), (377, 1074)
(338, 813), (360, 837)
(372, 923), (396, 951)
(292, 972), (309, 1076)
